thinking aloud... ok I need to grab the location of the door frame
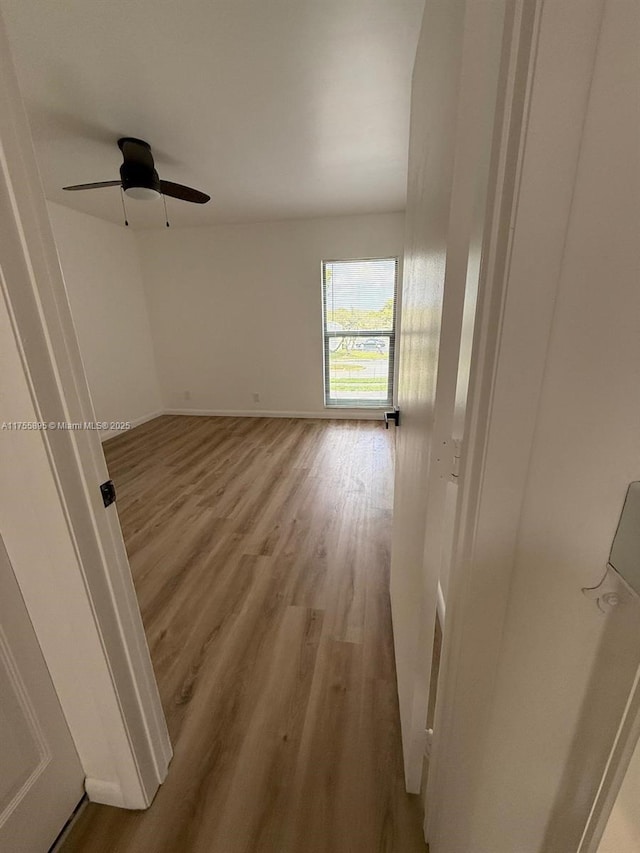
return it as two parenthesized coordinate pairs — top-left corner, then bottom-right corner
(577, 668), (640, 852)
(0, 10), (171, 809)
(423, 0), (638, 848)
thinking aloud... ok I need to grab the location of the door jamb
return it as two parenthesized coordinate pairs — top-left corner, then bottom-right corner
(0, 10), (171, 809)
(578, 667), (640, 852)
(423, 0), (629, 848)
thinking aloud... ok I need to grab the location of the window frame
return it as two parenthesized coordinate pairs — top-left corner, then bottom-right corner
(321, 256), (399, 409)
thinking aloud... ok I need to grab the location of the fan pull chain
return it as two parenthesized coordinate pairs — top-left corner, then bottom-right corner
(120, 187), (129, 227)
(162, 194), (170, 228)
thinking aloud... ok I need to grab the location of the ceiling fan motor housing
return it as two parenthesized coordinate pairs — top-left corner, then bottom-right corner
(120, 163), (160, 194)
(118, 136), (161, 196)
(120, 162), (161, 194)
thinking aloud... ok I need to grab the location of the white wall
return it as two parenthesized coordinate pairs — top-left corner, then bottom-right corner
(135, 213), (404, 416)
(48, 202), (162, 434)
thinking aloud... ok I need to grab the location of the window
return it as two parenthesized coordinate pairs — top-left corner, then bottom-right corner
(322, 257), (398, 407)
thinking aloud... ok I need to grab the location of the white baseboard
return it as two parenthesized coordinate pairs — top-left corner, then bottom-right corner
(100, 407), (387, 442)
(100, 409), (164, 442)
(436, 580), (446, 629)
(163, 407), (387, 421)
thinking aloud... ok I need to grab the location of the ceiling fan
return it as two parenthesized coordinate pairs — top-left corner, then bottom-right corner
(63, 137), (210, 204)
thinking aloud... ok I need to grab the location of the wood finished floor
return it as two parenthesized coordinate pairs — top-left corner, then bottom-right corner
(62, 415), (426, 853)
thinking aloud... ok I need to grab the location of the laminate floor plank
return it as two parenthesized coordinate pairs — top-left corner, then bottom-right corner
(62, 416), (426, 853)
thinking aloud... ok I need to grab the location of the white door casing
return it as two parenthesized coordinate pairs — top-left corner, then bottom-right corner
(0, 6), (171, 809)
(426, 0), (640, 850)
(0, 535), (84, 852)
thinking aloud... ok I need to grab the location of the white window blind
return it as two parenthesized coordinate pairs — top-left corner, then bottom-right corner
(322, 258), (398, 407)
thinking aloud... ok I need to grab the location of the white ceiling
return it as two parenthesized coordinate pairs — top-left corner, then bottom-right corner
(1, 0), (424, 229)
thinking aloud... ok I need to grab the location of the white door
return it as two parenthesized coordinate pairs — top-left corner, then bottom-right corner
(0, 534), (84, 852)
(390, 0), (507, 794)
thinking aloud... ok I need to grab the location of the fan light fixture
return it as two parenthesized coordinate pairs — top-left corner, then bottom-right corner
(124, 186), (161, 201)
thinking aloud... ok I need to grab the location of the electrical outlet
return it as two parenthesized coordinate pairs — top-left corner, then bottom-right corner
(184, 390), (191, 401)
(252, 392), (260, 404)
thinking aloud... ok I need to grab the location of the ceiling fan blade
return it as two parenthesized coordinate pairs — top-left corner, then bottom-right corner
(160, 180), (210, 204)
(118, 137), (155, 170)
(63, 180), (121, 191)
